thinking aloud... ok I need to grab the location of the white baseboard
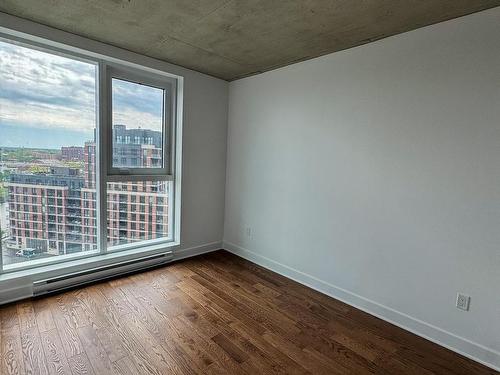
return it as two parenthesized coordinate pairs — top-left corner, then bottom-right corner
(222, 240), (500, 372)
(173, 241), (222, 261)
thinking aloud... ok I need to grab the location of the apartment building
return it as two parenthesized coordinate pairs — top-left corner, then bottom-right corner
(7, 167), (85, 255)
(61, 146), (84, 161)
(5, 125), (169, 260)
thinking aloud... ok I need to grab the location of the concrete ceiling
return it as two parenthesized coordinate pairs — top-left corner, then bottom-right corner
(1, 1), (499, 81)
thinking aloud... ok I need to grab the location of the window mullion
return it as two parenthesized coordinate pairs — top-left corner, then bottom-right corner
(97, 62), (109, 254)
(0, 229), (3, 273)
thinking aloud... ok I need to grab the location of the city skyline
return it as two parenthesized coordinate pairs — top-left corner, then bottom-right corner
(2, 124), (169, 265)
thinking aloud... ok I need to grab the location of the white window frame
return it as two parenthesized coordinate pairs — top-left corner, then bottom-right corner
(105, 65), (176, 179)
(0, 27), (183, 276)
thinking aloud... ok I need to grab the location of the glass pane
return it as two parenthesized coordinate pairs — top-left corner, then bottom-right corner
(107, 181), (171, 248)
(111, 78), (164, 169)
(0, 40), (97, 267)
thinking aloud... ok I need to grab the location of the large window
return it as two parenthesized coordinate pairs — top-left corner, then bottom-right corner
(0, 35), (180, 273)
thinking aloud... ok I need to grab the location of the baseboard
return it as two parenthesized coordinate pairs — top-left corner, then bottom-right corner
(173, 241), (222, 261)
(0, 277), (33, 305)
(223, 241), (500, 372)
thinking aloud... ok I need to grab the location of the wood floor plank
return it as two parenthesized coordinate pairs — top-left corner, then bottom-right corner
(191, 271), (300, 337)
(229, 321), (309, 375)
(176, 277), (267, 336)
(33, 298), (56, 333)
(17, 301), (49, 375)
(68, 353), (95, 375)
(1, 326), (25, 375)
(375, 355), (436, 375)
(211, 333), (248, 364)
(118, 286), (206, 374)
(175, 313), (249, 375)
(74, 286), (110, 329)
(262, 331), (344, 375)
(94, 325), (128, 363)
(174, 299), (264, 374)
(122, 312), (190, 375)
(0, 250), (496, 375)
(0, 305), (19, 331)
(95, 284), (133, 317)
(103, 299), (190, 375)
(195, 260), (304, 329)
(49, 293), (87, 358)
(39, 329), (72, 375)
(112, 356), (141, 375)
(76, 325), (116, 374)
(98, 306), (168, 375)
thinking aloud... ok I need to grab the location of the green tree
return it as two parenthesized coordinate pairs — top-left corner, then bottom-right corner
(5, 148), (35, 162)
(0, 184), (6, 203)
(64, 161), (84, 170)
(28, 165), (49, 174)
(0, 171), (11, 182)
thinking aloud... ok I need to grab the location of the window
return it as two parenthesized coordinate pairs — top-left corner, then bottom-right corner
(107, 68), (174, 178)
(106, 180), (170, 247)
(0, 33), (180, 273)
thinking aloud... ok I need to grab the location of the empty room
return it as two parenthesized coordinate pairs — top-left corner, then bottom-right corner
(0, 1), (499, 374)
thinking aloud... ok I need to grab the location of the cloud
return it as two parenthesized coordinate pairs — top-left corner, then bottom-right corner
(113, 107), (163, 131)
(0, 39), (164, 143)
(0, 97), (96, 132)
(0, 42), (96, 110)
(112, 78), (164, 119)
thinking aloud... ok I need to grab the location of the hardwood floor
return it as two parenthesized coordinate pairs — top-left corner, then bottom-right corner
(0, 250), (497, 374)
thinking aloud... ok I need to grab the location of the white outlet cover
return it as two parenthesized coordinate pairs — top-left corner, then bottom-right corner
(456, 293), (470, 311)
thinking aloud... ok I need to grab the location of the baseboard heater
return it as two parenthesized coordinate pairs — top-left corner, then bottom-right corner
(33, 251), (173, 296)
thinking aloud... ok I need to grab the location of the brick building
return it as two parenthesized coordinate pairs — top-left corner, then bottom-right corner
(61, 146), (84, 161)
(6, 125), (169, 258)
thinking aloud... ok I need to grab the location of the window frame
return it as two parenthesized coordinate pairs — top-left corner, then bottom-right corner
(0, 29), (183, 275)
(105, 65), (177, 180)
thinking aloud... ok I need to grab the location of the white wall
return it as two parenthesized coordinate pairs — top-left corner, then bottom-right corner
(224, 7), (500, 369)
(180, 72), (228, 251)
(0, 12), (229, 256)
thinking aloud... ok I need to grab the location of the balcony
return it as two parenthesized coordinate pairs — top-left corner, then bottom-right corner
(66, 235), (83, 242)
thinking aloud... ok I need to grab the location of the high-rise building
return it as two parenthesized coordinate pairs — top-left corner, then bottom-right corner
(112, 124), (163, 168)
(61, 146), (84, 161)
(7, 167), (86, 254)
(5, 125), (169, 260)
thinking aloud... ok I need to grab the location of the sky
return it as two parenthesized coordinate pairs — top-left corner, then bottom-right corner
(0, 39), (164, 149)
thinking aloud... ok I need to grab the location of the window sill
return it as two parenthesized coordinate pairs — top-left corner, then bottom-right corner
(0, 240), (179, 284)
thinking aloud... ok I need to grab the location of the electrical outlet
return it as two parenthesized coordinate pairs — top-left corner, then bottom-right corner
(456, 293), (470, 311)
(245, 226), (252, 237)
